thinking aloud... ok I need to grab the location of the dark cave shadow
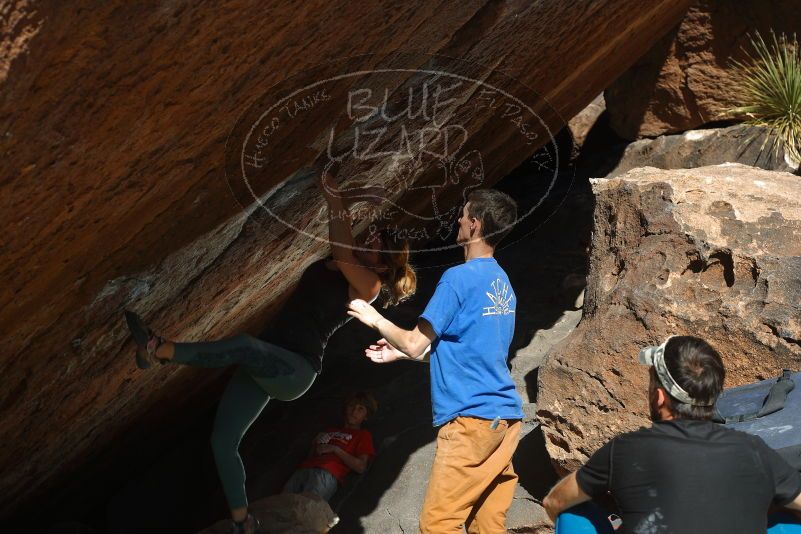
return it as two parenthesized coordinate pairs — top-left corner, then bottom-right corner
(514, 425), (559, 501)
(497, 148), (594, 404)
(526, 367), (540, 404)
(573, 111), (630, 178)
(326, 367), (436, 533)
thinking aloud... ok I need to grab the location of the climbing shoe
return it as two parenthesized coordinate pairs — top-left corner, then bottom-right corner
(230, 513), (260, 534)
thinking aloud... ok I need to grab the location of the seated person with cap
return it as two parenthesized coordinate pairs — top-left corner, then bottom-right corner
(543, 335), (801, 533)
(282, 391), (377, 502)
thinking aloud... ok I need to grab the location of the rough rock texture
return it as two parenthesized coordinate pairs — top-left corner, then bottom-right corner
(605, 0), (801, 139)
(0, 1), (41, 84)
(567, 94), (605, 149)
(537, 164), (801, 474)
(0, 0), (694, 520)
(608, 124), (801, 177)
(199, 494), (337, 534)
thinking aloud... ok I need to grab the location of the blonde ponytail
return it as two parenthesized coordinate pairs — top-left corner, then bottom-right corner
(377, 231), (417, 308)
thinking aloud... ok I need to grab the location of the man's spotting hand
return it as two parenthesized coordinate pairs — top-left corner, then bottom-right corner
(365, 338), (405, 364)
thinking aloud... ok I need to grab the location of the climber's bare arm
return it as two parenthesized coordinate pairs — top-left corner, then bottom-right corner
(315, 161), (381, 302)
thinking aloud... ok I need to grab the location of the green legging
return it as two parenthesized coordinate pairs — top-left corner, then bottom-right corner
(172, 334), (317, 510)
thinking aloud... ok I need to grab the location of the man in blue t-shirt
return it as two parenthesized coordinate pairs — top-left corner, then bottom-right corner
(348, 189), (524, 534)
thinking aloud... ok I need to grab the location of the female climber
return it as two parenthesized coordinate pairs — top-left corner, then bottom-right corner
(123, 158), (416, 534)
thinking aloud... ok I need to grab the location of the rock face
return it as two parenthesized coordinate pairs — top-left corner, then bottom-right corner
(0, 0), (695, 521)
(567, 94), (606, 150)
(605, 0), (801, 139)
(199, 494), (337, 534)
(537, 164), (801, 474)
(608, 124), (800, 177)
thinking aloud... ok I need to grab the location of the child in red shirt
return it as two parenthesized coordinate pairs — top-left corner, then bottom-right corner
(282, 391), (377, 501)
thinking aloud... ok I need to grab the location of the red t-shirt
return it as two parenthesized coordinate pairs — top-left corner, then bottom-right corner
(299, 426), (375, 483)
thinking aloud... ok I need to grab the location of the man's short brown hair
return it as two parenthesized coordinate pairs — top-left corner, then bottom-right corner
(466, 189), (518, 248)
(663, 336), (725, 420)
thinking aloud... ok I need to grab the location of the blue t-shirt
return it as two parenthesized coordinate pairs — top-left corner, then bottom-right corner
(420, 257), (524, 426)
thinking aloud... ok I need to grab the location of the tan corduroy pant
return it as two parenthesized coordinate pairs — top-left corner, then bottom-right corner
(419, 416), (522, 534)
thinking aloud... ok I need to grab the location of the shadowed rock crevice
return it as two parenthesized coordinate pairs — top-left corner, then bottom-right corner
(708, 250), (735, 288)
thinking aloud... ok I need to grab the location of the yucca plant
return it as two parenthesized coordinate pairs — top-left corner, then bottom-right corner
(728, 30), (801, 166)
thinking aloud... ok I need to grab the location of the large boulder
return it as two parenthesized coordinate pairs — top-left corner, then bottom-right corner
(608, 124), (800, 177)
(0, 0), (696, 519)
(536, 163), (801, 474)
(605, 0), (801, 139)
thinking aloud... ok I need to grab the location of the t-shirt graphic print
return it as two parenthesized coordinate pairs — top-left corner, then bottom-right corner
(483, 278), (515, 316)
(299, 426), (375, 482)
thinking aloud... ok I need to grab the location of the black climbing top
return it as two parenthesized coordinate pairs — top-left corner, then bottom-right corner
(259, 258), (353, 373)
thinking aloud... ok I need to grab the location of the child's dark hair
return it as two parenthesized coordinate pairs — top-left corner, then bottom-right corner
(345, 390), (378, 418)
(345, 391), (378, 417)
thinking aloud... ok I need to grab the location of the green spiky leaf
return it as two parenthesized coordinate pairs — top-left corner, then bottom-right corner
(728, 30), (801, 165)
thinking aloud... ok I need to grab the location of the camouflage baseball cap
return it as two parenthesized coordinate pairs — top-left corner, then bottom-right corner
(638, 336), (714, 407)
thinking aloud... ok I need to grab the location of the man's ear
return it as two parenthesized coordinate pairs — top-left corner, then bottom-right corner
(655, 387), (671, 410)
(471, 217), (482, 238)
